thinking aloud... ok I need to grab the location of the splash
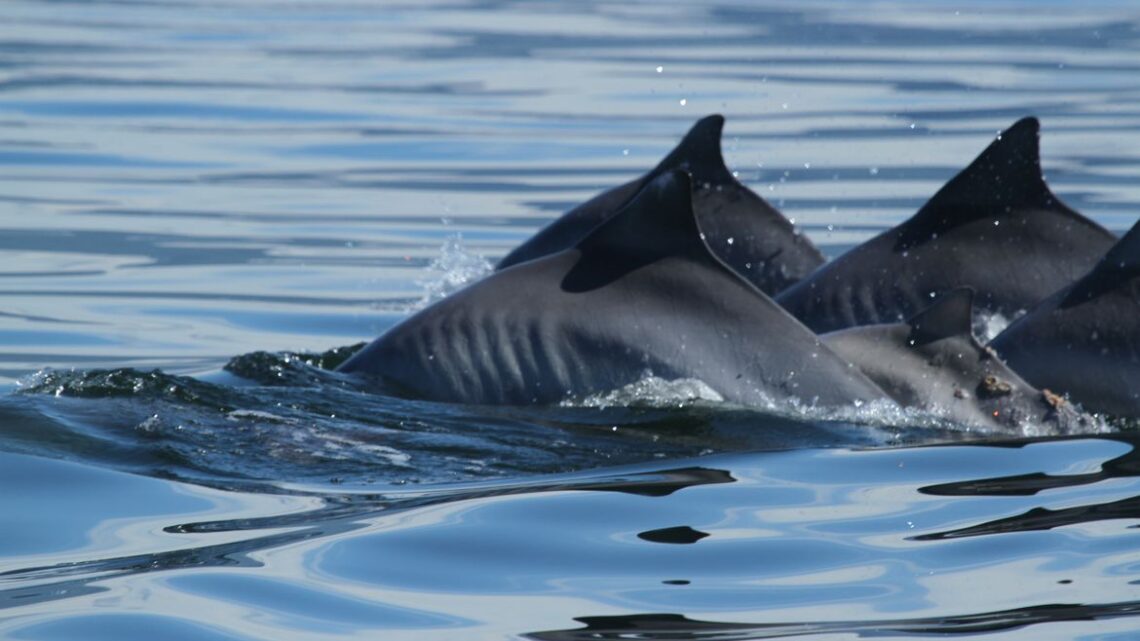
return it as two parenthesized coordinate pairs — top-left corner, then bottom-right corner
(413, 233), (493, 309)
(565, 375), (725, 409)
(561, 370), (1113, 442)
(974, 309), (1022, 342)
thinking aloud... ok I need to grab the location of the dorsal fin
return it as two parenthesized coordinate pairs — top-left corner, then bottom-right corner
(1060, 219), (1140, 307)
(651, 114), (734, 185)
(895, 117), (1062, 250)
(497, 114), (733, 272)
(563, 171), (713, 292)
(575, 169), (701, 259)
(907, 288), (975, 344)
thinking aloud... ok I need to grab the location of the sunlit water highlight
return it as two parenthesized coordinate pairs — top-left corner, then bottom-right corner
(2, 1), (1140, 639)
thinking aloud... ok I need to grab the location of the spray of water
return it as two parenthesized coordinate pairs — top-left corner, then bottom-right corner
(413, 234), (494, 309)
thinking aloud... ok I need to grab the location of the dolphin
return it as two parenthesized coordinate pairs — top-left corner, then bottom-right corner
(338, 170), (887, 408)
(822, 288), (1092, 431)
(990, 219), (1140, 418)
(496, 114), (825, 295)
(776, 117), (1117, 334)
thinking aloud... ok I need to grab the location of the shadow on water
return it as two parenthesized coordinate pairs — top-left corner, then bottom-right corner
(0, 463), (734, 611)
(6, 429), (1140, 636)
(525, 602), (1140, 640)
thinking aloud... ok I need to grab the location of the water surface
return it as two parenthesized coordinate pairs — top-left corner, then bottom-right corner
(3, 1), (1140, 639)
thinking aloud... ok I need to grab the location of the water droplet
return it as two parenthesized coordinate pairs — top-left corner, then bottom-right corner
(621, 149), (629, 156)
(994, 220), (1000, 226)
(679, 98), (687, 106)
(655, 65), (664, 73)
(803, 162), (811, 169)
(726, 237), (735, 245)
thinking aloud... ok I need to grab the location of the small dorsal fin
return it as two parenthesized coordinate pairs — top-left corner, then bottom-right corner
(907, 288), (975, 344)
(895, 117), (1061, 250)
(1060, 219), (1140, 307)
(652, 114), (733, 185)
(564, 170), (710, 291)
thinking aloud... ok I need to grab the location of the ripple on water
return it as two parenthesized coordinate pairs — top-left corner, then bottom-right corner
(2, 0), (1140, 638)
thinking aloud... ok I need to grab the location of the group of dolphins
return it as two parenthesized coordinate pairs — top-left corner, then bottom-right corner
(336, 115), (1139, 431)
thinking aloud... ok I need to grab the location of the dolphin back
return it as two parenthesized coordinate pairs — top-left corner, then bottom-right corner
(496, 115), (824, 295)
(991, 221), (1140, 418)
(776, 117), (1117, 333)
(341, 170), (885, 408)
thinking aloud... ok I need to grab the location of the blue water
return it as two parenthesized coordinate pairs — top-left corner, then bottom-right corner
(3, 1), (1140, 639)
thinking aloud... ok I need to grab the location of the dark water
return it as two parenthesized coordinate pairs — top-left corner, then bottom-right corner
(3, 1), (1140, 639)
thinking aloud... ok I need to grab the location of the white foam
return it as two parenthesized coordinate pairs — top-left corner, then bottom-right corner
(559, 371), (1112, 439)
(974, 309), (1023, 342)
(564, 375), (725, 409)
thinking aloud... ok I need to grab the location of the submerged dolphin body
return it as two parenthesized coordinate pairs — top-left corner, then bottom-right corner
(339, 171), (887, 408)
(991, 220), (1140, 418)
(496, 115), (824, 295)
(776, 117), (1117, 334)
(822, 289), (1091, 431)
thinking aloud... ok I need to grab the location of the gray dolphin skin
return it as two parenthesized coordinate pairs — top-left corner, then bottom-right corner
(991, 220), (1140, 418)
(822, 288), (1091, 431)
(496, 115), (825, 295)
(339, 170), (887, 408)
(776, 117), (1117, 334)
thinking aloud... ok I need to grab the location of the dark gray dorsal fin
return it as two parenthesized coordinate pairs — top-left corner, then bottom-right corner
(895, 117), (1060, 250)
(564, 170), (714, 292)
(1060, 219), (1140, 307)
(652, 114), (733, 185)
(907, 288), (975, 344)
(575, 169), (701, 260)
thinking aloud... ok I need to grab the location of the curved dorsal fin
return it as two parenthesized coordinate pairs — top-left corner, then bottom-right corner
(907, 287), (975, 344)
(651, 114), (733, 185)
(895, 117), (1063, 250)
(1060, 219), (1140, 307)
(575, 169), (700, 260)
(564, 170), (712, 291)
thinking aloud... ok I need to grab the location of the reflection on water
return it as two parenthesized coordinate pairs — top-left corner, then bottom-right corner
(3, 0), (1140, 639)
(6, 438), (1140, 639)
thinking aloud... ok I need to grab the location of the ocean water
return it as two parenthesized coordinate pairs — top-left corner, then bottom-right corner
(2, 1), (1140, 639)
